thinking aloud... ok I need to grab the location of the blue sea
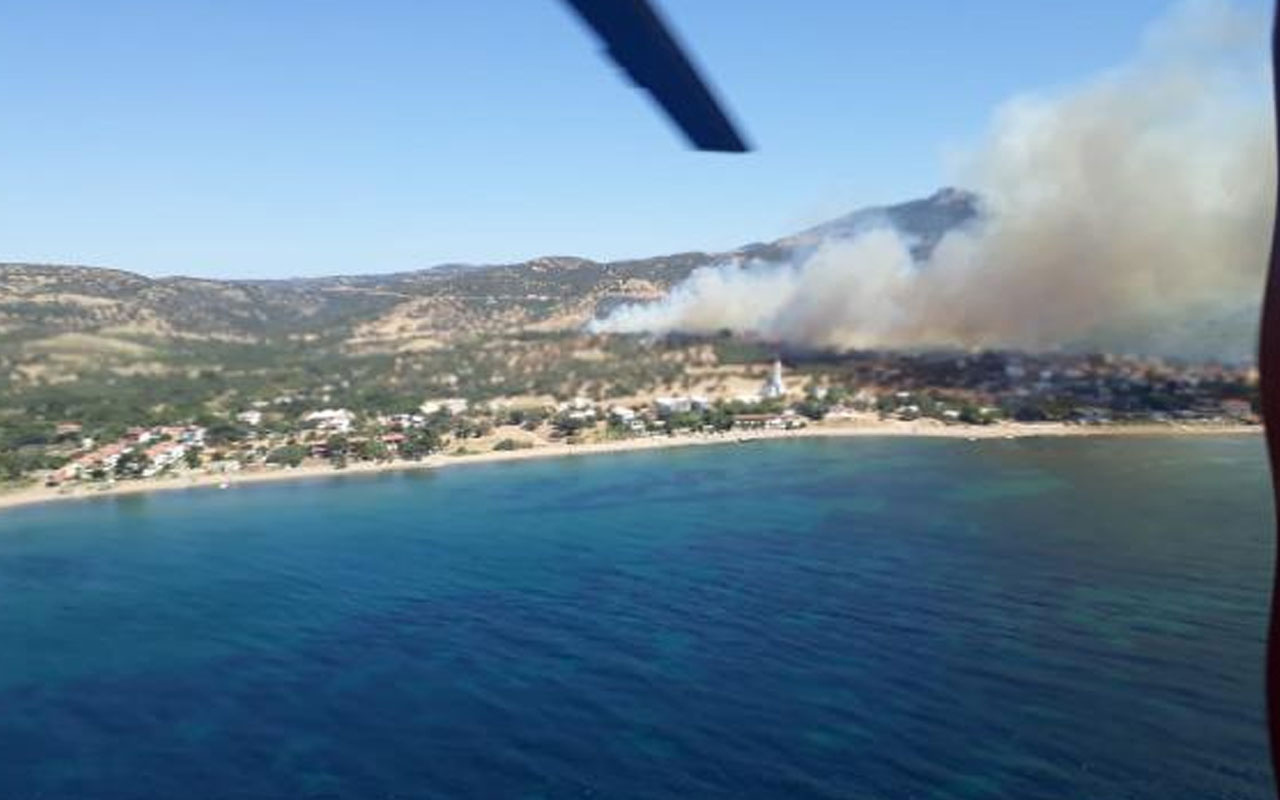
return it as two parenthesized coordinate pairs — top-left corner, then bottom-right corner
(0, 436), (1273, 798)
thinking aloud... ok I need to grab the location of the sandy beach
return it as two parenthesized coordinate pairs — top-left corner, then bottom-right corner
(0, 420), (1259, 515)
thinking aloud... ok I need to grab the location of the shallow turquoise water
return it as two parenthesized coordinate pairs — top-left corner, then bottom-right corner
(0, 436), (1273, 798)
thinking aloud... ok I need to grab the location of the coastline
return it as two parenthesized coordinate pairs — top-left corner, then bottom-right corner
(0, 420), (1259, 515)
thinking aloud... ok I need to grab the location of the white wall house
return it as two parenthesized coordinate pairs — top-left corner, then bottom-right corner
(655, 396), (709, 415)
(305, 408), (355, 433)
(420, 398), (469, 416)
(609, 406), (637, 423)
(142, 442), (186, 477)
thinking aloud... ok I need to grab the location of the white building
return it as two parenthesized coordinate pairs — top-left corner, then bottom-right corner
(305, 408), (355, 433)
(236, 410), (263, 427)
(157, 425), (205, 446)
(420, 398), (469, 416)
(379, 413), (426, 429)
(655, 395), (709, 415)
(58, 442), (128, 482)
(142, 442), (187, 477)
(609, 406), (637, 423)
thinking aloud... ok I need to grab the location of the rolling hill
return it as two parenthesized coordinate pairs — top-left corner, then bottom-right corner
(0, 188), (979, 349)
(0, 189), (980, 419)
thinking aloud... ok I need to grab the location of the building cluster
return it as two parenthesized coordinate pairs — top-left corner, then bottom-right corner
(303, 408), (356, 434)
(828, 351), (1259, 424)
(604, 398), (805, 435)
(52, 425), (207, 484)
(25, 352), (1261, 489)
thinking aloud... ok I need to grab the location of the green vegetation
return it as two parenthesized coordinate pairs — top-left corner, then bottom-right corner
(398, 429), (442, 460)
(354, 438), (390, 462)
(0, 260), (1263, 487)
(266, 445), (307, 467)
(114, 450), (149, 478)
(0, 449), (64, 482)
(493, 438), (533, 452)
(794, 395), (830, 420)
(551, 414), (592, 438)
(709, 332), (773, 365)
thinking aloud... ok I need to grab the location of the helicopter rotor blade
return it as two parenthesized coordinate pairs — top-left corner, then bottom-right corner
(561, 0), (751, 153)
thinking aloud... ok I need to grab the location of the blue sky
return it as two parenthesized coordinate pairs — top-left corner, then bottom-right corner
(0, 0), (1256, 278)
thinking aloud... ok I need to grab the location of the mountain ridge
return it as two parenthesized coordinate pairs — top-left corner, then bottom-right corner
(1, 187), (979, 285)
(0, 188), (980, 347)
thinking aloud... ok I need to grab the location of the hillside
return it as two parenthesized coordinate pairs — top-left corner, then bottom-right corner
(0, 188), (978, 348)
(0, 189), (980, 423)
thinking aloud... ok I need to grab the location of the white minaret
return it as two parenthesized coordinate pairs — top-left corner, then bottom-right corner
(761, 358), (786, 399)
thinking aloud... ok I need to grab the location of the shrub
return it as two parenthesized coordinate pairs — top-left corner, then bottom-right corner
(493, 438), (532, 452)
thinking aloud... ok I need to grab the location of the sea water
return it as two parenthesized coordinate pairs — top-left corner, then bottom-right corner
(0, 436), (1272, 798)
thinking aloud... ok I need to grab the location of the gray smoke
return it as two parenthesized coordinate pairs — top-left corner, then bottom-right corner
(593, 0), (1275, 359)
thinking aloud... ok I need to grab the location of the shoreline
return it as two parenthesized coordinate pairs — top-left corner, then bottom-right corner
(0, 421), (1260, 515)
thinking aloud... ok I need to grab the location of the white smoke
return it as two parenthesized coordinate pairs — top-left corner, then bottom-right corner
(593, 0), (1275, 359)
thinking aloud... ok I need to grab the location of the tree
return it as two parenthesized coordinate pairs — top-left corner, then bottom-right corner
(114, 450), (150, 478)
(795, 396), (829, 421)
(706, 406), (734, 431)
(354, 438), (390, 462)
(666, 411), (702, 431)
(493, 438), (531, 452)
(959, 404), (993, 425)
(0, 452), (27, 482)
(506, 407), (548, 428)
(324, 434), (349, 468)
(552, 414), (590, 437)
(0, 421), (52, 449)
(400, 428), (441, 460)
(266, 445), (307, 467)
(325, 434), (349, 456)
(452, 418), (492, 439)
(184, 446), (203, 469)
(204, 420), (248, 446)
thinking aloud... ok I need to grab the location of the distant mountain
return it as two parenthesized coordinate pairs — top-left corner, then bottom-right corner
(778, 187), (982, 260)
(0, 188), (981, 352)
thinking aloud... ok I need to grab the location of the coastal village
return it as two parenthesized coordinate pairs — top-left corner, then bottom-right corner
(6, 350), (1261, 498)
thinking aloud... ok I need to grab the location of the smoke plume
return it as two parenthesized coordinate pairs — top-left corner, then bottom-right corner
(593, 0), (1275, 359)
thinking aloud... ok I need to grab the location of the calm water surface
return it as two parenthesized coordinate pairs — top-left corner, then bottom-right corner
(0, 436), (1273, 798)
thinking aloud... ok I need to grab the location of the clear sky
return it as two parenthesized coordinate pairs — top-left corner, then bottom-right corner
(0, 0), (1256, 278)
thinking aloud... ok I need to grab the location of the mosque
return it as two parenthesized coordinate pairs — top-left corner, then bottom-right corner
(760, 358), (786, 400)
